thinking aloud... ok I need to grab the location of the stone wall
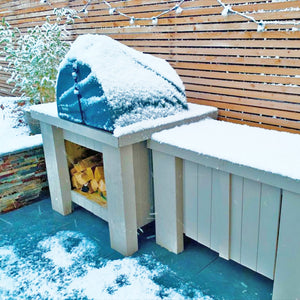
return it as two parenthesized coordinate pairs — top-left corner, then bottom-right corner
(0, 145), (48, 213)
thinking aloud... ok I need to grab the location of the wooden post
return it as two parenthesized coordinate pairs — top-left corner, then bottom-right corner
(40, 122), (72, 215)
(152, 150), (184, 254)
(102, 144), (138, 256)
(211, 169), (230, 260)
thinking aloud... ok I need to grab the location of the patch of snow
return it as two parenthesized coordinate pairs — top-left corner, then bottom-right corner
(38, 231), (96, 268)
(0, 230), (212, 300)
(0, 97), (42, 156)
(113, 103), (217, 137)
(151, 118), (300, 180)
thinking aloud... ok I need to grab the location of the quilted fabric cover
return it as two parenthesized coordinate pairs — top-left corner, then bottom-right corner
(56, 34), (187, 132)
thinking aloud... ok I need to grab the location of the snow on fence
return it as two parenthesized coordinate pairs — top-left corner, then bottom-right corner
(0, 0), (300, 134)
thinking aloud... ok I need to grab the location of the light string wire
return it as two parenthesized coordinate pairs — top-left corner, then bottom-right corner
(41, 0), (300, 31)
(79, 0), (185, 24)
(217, 0), (300, 31)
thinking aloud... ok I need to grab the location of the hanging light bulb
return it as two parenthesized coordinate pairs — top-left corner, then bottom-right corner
(175, 5), (183, 15)
(40, 0), (47, 3)
(129, 17), (135, 25)
(221, 5), (231, 17)
(152, 17), (158, 25)
(257, 21), (266, 32)
(109, 7), (115, 15)
(83, 8), (88, 15)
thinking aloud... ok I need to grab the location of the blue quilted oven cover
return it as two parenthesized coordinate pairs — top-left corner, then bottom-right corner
(56, 34), (187, 133)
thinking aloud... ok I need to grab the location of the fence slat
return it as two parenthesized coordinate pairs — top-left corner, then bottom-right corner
(0, 0), (299, 133)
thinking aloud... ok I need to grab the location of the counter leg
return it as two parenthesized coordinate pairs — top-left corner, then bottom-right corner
(103, 144), (138, 256)
(40, 123), (72, 215)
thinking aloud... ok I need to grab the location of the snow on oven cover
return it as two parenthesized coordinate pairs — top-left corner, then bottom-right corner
(56, 34), (187, 133)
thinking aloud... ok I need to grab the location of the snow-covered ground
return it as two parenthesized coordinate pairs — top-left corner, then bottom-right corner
(0, 230), (212, 299)
(0, 97), (42, 155)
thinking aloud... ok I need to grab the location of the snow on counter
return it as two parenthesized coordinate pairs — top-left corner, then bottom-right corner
(57, 34), (187, 131)
(113, 103), (217, 137)
(31, 102), (217, 143)
(151, 119), (300, 180)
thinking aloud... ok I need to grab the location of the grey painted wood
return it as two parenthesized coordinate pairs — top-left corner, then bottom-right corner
(132, 142), (153, 228)
(183, 160), (198, 241)
(273, 191), (300, 300)
(32, 103), (218, 148)
(230, 175), (244, 263)
(71, 190), (108, 221)
(211, 169), (230, 259)
(197, 164), (212, 248)
(102, 144), (138, 256)
(148, 140), (300, 194)
(64, 130), (105, 154)
(40, 123), (72, 215)
(240, 179), (261, 271)
(32, 104), (118, 147)
(152, 150), (184, 254)
(256, 184), (281, 279)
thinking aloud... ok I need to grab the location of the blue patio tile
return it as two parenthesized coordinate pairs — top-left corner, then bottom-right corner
(193, 257), (273, 300)
(1, 197), (274, 300)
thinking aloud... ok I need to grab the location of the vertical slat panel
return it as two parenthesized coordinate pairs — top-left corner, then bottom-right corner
(152, 150), (183, 254)
(240, 178), (261, 271)
(183, 160), (198, 241)
(211, 169), (230, 259)
(197, 164), (212, 248)
(273, 190), (300, 300)
(230, 174), (244, 263)
(256, 184), (281, 279)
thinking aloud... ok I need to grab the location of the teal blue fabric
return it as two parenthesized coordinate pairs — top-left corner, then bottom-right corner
(57, 59), (114, 132)
(56, 35), (187, 132)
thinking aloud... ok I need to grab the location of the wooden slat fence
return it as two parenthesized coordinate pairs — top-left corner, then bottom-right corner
(0, 0), (300, 133)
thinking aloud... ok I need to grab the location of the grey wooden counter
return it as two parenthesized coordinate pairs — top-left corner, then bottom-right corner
(31, 102), (217, 256)
(148, 118), (300, 299)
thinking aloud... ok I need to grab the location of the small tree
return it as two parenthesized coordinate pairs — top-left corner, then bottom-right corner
(0, 8), (78, 105)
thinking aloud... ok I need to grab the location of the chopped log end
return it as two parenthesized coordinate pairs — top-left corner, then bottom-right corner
(70, 154), (106, 200)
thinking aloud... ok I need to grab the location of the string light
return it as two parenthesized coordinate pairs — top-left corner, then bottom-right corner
(175, 5), (183, 15)
(221, 5), (231, 17)
(217, 0), (300, 32)
(108, 7), (115, 15)
(152, 17), (158, 25)
(129, 17), (135, 25)
(71, 0), (185, 25)
(257, 22), (266, 32)
(43, 0), (300, 31)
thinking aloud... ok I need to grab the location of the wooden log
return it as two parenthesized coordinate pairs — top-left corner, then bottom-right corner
(73, 154), (103, 173)
(86, 167), (94, 180)
(89, 179), (99, 193)
(71, 175), (81, 189)
(98, 179), (107, 197)
(73, 171), (91, 186)
(94, 166), (105, 182)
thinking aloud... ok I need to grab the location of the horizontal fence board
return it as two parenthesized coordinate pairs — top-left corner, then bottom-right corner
(0, 0), (299, 133)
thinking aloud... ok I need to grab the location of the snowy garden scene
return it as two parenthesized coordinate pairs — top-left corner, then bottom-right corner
(0, 0), (300, 299)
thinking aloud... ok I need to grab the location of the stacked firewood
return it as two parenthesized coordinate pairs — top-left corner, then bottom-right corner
(70, 153), (107, 198)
